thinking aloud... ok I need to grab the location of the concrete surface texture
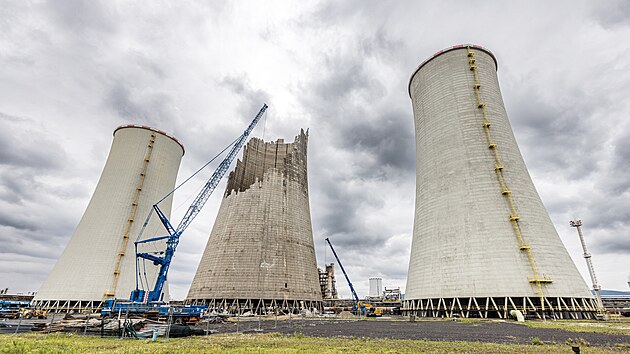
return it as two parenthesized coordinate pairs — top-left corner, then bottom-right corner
(187, 129), (322, 304)
(34, 126), (183, 303)
(405, 45), (593, 300)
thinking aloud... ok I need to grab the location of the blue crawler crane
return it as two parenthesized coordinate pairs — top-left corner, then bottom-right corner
(102, 104), (268, 322)
(324, 238), (371, 316)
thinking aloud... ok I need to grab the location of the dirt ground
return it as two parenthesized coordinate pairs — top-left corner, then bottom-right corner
(3, 316), (629, 347)
(201, 317), (630, 347)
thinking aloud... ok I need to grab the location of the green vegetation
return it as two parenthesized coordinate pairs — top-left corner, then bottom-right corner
(523, 319), (630, 336)
(0, 333), (627, 354)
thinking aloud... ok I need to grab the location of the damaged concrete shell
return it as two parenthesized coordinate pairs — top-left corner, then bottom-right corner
(33, 125), (183, 311)
(187, 129), (322, 313)
(404, 45), (596, 319)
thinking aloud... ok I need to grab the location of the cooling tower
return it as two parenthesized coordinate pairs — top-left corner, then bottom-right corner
(404, 45), (596, 319)
(33, 125), (184, 311)
(187, 129), (322, 313)
(369, 278), (383, 297)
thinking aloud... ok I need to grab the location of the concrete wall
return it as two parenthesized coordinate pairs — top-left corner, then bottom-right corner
(187, 129), (321, 303)
(34, 126), (183, 302)
(405, 45), (592, 300)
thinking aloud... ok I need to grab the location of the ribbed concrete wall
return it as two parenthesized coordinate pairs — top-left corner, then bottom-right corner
(187, 129), (322, 304)
(34, 126), (184, 303)
(406, 45), (592, 300)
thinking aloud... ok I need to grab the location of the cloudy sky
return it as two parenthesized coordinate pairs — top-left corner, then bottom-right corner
(1, 1), (629, 300)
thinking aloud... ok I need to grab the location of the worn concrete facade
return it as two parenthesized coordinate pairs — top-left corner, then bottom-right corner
(33, 125), (184, 311)
(187, 129), (322, 313)
(404, 45), (595, 319)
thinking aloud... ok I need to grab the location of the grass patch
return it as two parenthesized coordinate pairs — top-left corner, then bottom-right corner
(524, 319), (630, 336)
(0, 333), (626, 354)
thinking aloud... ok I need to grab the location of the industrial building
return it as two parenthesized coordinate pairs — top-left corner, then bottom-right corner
(404, 45), (597, 319)
(32, 125), (184, 311)
(187, 130), (322, 313)
(319, 264), (338, 300)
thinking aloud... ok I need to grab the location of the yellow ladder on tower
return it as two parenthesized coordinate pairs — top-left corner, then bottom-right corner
(104, 133), (157, 299)
(466, 47), (552, 313)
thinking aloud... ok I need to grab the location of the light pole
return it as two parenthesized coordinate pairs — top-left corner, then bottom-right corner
(569, 219), (604, 310)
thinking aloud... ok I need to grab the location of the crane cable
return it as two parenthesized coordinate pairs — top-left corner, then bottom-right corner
(134, 136), (241, 244)
(156, 135), (241, 206)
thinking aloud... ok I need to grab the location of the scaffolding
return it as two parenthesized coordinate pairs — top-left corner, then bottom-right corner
(188, 298), (323, 315)
(402, 296), (597, 319)
(319, 264), (338, 300)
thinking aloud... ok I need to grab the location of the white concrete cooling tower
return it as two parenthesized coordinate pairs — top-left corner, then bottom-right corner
(33, 125), (184, 311)
(404, 45), (596, 319)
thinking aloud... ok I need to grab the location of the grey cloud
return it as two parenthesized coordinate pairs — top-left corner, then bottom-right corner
(312, 177), (404, 254)
(360, 27), (405, 60)
(337, 109), (415, 178)
(314, 61), (375, 102)
(0, 113), (67, 170)
(105, 83), (177, 127)
(592, 232), (630, 254)
(509, 91), (601, 180)
(220, 75), (272, 121)
(0, 214), (39, 232)
(605, 130), (630, 194)
(583, 197), (630, 230)
(131, 51), (166, 79)
(314, 51), (386, 107)
(592, 0), (630, 28)
(298, 23), (414, 262)
(0, 232), (63, 260)
(309, 0), (388, 27)
(45, 0), (116, 34)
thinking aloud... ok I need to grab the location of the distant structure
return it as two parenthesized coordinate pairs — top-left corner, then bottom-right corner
(598, 290), (630, 316)
(383, 287), (401, 302)
(369, 278), (383, 298)
(33, 125), (184, 311)
(570, 219), (604, 309)
(187, 130), (322, 313)
(319, 264), (338, 300)
(404, 45), (596, 319)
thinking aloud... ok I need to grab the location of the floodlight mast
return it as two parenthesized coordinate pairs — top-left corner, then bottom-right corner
(569, 219), (604, 310)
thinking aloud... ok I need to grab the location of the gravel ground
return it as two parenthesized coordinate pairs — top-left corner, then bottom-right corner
(203, 318), (630, 347)
(3, 317), (629, 347)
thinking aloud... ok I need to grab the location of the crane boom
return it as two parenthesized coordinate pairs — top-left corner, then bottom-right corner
(131, 104), (268, 303)
(325, 238), (362, 311)
(173, 104), (267, 235)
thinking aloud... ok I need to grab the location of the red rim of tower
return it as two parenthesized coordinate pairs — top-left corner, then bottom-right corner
(114, 124), (185, 155)
(408, 44), (498, 98)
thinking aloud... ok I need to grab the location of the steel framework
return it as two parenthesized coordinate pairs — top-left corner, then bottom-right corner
(402, 296), (598, 319)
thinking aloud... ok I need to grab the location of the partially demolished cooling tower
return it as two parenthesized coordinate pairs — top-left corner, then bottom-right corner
(33, 125), (184, 310)
(187, 129), (322, 313)
(404, 45), (596, 319)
